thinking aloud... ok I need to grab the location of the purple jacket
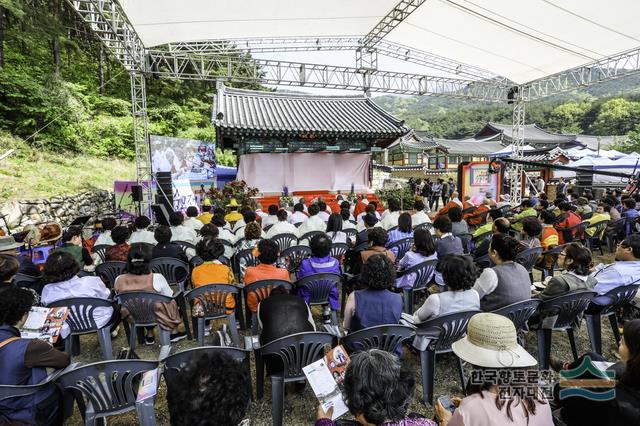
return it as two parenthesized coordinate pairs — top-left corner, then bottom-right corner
(297, 256), (341, 310)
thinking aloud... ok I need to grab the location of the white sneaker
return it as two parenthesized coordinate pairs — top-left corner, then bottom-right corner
(110, 326), (119, 338)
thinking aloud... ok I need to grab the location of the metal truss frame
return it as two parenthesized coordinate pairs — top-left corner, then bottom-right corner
(68, 0), (145, 71)
(509, 96), (526, 204)
(66, 0), (640, 202)
(524, 46), (640, 100)
(130, 73), (153, 212)
(159, 37), (501, 82)
(148, 53), (510, 101)
(362, 0), (428, 48)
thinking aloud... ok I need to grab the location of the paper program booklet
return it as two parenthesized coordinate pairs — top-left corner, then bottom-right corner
(20, 306), (69, 343)
(303, 345), (351, 420)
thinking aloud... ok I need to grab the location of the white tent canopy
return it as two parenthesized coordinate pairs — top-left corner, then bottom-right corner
(120, 0), (640, 84)
(492, 144), (537, 156)
(554, 154), (640, 184)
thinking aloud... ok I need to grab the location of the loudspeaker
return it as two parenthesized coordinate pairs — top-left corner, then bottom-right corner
(155, 171), (174, 212)
(151, 204), (171, 226)
(131, 185), (143, 202)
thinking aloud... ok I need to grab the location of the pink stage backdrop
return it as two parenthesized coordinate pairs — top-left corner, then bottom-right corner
(237, 153), (371, 193)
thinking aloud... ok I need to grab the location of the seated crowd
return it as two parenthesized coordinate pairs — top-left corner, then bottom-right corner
(2, 188), (640, 425)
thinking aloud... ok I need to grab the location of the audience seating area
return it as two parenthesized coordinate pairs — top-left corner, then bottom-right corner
(5, 190), (640, 425)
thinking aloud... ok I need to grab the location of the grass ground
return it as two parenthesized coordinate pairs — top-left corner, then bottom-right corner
(0, 133), (135, 200)
(64, 251), (621, 425)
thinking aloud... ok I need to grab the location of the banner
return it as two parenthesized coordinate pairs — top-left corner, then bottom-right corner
(458, 161), (501, 205)
(237, 153), (370, 193)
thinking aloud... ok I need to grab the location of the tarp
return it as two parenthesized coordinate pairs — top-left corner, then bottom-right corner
(554, 154), (640, 184)
(236, 153), (370, 193)
(120, 0), (640, 84)
(491, 144), (537, 157)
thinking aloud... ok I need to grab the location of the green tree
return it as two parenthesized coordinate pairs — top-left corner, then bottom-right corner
(547, 102), (591, 134)
(589, 98), (640, 135)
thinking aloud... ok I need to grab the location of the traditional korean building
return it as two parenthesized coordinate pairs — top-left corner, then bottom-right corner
(213, 82), (409, 155)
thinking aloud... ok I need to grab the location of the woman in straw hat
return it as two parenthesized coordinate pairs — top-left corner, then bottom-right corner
(435, 313), (553, 426)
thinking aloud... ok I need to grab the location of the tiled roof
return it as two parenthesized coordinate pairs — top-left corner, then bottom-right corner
(213, 84), (409, 138)
(387, 130), (440, 151)
(475, 123), (575, 146)
(574, 134), (628, 151)
(434, 139), (506, 155)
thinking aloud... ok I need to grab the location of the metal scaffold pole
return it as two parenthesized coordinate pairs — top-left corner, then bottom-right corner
(130, 72), (153, 214)
(509, 89), (526, 204)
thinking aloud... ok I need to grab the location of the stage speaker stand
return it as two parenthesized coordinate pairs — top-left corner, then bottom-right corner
(155, 171), (174, 215)
(151, 204), (171, 226)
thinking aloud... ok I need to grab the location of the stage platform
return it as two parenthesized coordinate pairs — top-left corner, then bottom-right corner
(258, 191), (383, 213)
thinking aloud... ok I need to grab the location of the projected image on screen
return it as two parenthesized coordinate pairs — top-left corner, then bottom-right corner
(150, 135), (217, 181)
(150, 135), (217, 209)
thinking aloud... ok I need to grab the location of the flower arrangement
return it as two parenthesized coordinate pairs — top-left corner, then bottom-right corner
(206, 180), (260, 209)
(279, 186), (294, 207)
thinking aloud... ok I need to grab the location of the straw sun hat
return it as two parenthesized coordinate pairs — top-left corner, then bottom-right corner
(452, 313), (537, 368)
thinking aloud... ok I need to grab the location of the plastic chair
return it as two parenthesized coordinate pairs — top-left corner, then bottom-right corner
(329, 242), (349, 260)
(343, 228), (357, 240)
(386, 237), (413, 264)
(233, 248), (260, 281)
(555, 221), (588, 244)
(92, 244), (111, 263)
(115, 291), (174, 358)
(400, 259), (438, 314)
(269, 233), (297, 252)
(95, 261), (126, 289)
(585, 284), (639, 354)
(184, 284), (240, 347)
(341, 324), (415, 354)
(263, 224), (274, 233)
(298, 230), (324, 244)
(150, 257), (191, 339)
(414, 222), (433, 232)
(256, 332), (336, 426)
(56, 360), (158, 426)
(163, 346), (252, 397)
(243, 280), (293, 333)
(515, 246), (544, 283)
(150, 257), (189, 291)
(47, 297), (116, 360)
(13, 272), (43, 294)
(535, 290), (596, 370)
(295, 273), (342, 325)
(414, 310), (481, 405)
(234, 237), (246, 248)
(455, 233), (473, 254)
(471, 232), (492, 250)
(173, 240), (196, 256)
(586, 221), (609, 255)
(278, 245), (311, 273)
(491, 299), (541, 344)
(533, 244), (566, 280)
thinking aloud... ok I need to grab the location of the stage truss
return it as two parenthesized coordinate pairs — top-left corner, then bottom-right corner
(68, 0), (640, 206)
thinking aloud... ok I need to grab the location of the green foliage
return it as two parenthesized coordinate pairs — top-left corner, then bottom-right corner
(216, 148), (238, 167)
(376, 186), (415, 210)
(0, 1), (262, 162)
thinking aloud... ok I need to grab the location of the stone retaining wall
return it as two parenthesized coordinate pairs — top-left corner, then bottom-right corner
(0, 191), (114, 231)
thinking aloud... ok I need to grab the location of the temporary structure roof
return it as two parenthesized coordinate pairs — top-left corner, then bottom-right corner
(119, 0), (640, 84)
